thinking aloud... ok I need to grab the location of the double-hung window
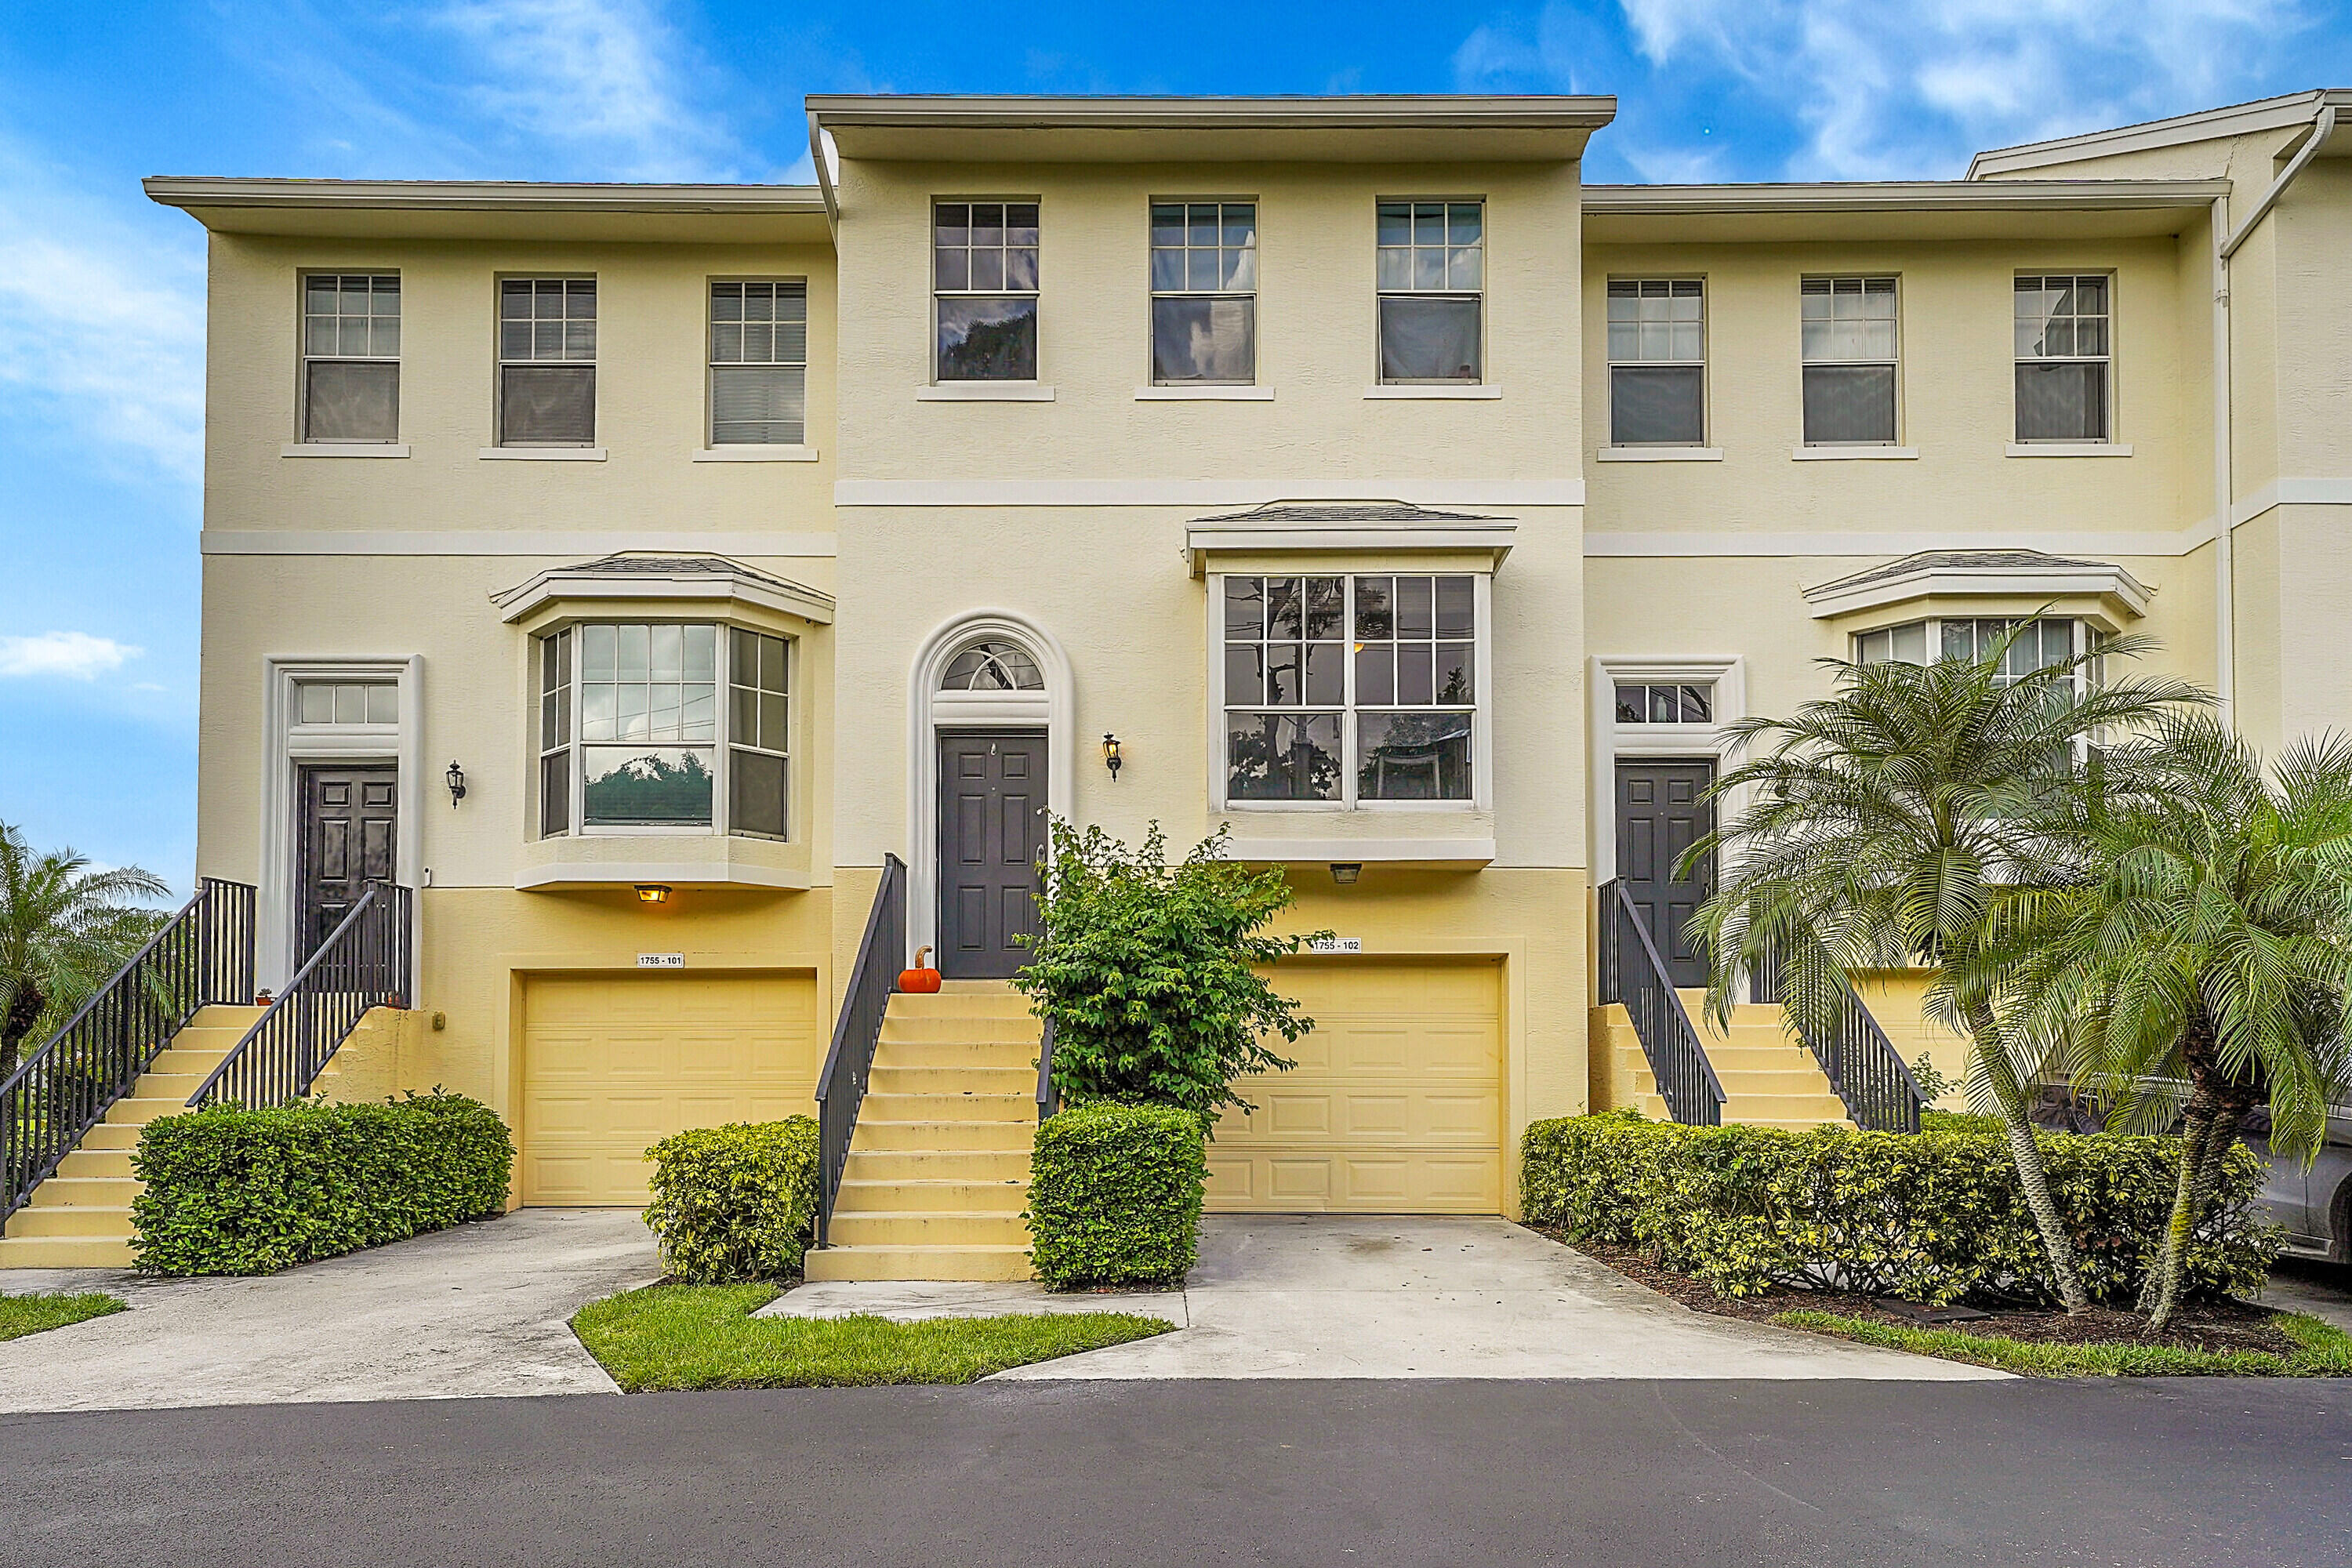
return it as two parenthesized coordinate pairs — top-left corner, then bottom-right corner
(301, 274), (400, 442)
(1375, 201), (1483, 384)
(1856, 616), (2083, 687)
(1607, 279), (1704, 445)
(934, 201), (1039, 382)
(710, 280), (808, 445)
(499, 278), (597, 445)
(1801, 277), (1898, 445)
(1221, 574), (1478, 805)
(536, 624), (789, 839)
(2014, 274), (2111, 442)
(1151, 201), (1256, 384)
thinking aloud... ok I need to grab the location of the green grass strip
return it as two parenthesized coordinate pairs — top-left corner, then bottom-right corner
(0, 1292), (126, 1344)
(571, 1282), (1174, 1390)
(1773, 1308), (2352, 1377)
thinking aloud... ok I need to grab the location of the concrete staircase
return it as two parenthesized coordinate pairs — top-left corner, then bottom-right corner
(1602, 994), (1853, 1131)
(0, 1005), (264, 1269)
(804, 984), (1040, 1283)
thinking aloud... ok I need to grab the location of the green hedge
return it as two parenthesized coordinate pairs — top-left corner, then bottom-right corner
(1027, 1103), (1207, 1290)
(131, 1093), (513, 1276)
(1522, 1109), (2274, 1305)
(642, 1117), (818, 1283)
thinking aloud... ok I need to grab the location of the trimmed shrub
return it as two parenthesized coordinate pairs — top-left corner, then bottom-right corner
(1027, 1103), (1207, 1289)
(1521, 1112), (2274, 1305)
(131, 1092), (512, 1276)
(642, 1117), (818, 1283)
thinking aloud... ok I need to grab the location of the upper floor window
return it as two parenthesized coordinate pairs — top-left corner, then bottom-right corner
(499, 278), (597, 445)
(1614, 682), (1713, 724)
(536, 623), (789, 840)
(1376, 201), (1483, 384)
(934, 201), (1038, 382)
(1855, 616), (2082, 686)
(1802, 276), (1897, 445)
(710, 280), (808, 446)
(1151, 201), (1256, 385)
(1607, 279), (1704, 445)
(1221, 574), (1479, 806)
(301, 274), (399, 443)
(294, 679), (397, 727)
(2014, 274), (2110, 442)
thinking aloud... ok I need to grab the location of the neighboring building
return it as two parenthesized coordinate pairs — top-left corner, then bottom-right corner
(8, 89), (2346, 1271)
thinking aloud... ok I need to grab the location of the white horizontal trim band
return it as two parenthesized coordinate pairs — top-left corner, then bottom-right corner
(1585, 529), (2206, 558)
(2006, 442), (2132, 458)
(479, 446), (608, 461)
(1223, 837), (1497, 865)
(281, 442), (409, 459)
(834, 479), (1584, 506)
(693, 445), (819, 462)
(201, 530), (838, 557)
(1596, 446), (1722, 462)
(517, 862), (812, 891)
(1362, 384), (1501, 400)
(1791, 445), (1918, 461)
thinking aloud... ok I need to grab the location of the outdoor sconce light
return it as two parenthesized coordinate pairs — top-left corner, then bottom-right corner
(1102, 733), (1123, 780)
(445, 760), (467, 808)
(635, 884), (673, 906)
(1330, 863), (1363, 885)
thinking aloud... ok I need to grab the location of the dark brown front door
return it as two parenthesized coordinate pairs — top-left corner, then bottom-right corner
(935, 731), (1046, 980)
(297, 764), (397, 965)
(1615, 758), (1715, 989)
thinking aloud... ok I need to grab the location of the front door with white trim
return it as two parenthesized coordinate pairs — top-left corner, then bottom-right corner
(934, 729), (1047, 979)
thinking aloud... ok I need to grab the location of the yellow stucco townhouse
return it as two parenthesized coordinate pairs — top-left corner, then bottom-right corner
(4, 89), (2347, 1278)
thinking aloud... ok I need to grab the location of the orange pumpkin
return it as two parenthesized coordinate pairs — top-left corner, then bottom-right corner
(898, 946), (942, 993)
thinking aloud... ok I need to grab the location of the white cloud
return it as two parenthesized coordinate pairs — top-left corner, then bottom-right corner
(0, 631), (143, 681)
(433, 0), (742, 180)
(1614, 0), (2309, 178)
(0, 139), (205, 481)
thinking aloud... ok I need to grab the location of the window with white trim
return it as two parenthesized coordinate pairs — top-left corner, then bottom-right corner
(1613, 682), (1713, 724)
(1221, 574), (1478, 804)
(1151, 201), (1256, 384)
(1802, 276), (1897, 445)
(710, 280), (808, 445)
(301, 274), (399, 443)
(934, 201), (1039, 382)
(294, 680), (398, 727)
(2014, 274), (2111, 442)
(536, 624), (789, 839)
(1854, 616), (2085, 686)
(499, 278), (597, 445)
(1376, 201), (1483, 384)
(1607, 278), (1704, 445)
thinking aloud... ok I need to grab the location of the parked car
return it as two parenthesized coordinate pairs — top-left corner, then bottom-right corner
(2247, 1105), (2352, 1262)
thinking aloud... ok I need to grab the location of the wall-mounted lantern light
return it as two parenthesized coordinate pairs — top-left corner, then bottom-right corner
(1330, 862), (1363, 885)
(635, 884), (673, 906)
(445, 760), (467, 808)
(1102, 733), (1123, 780)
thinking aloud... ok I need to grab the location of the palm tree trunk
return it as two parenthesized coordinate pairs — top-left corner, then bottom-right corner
(1969, 1004), (2089, 1314)
(0, 983), (43, 1080)
(2147, 1076), (2255, 1330)
(2145, 1102), (2212, 1332)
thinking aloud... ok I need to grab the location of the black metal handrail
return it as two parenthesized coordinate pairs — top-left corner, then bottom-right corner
(1036, 1014), (1057, 1121)
(1750, 939), (1926, 1133)
(1, 877), (255, 1219)
(1596, 878), (1724, 1126)
(813, 854), (905, 1247)
(186, 884), (412, 1110)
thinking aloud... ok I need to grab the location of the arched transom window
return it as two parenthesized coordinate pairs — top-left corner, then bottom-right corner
(942, 638), (1043, 692)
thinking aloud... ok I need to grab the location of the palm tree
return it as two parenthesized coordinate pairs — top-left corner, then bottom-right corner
(0, 822), (171, 1078)
(1680, 630), (2207, 1314)
(1998, 717), (2352, 1331)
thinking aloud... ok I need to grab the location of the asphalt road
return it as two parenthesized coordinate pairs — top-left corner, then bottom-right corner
(5, 1377), (2349, 1566)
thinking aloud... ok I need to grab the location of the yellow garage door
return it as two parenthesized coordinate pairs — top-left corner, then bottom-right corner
(1207, 957), (1503, 1214)
(519, 971), (822, 1207)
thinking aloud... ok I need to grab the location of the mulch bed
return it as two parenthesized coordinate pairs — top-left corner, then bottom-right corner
(1537, 1229), (2299, 1356)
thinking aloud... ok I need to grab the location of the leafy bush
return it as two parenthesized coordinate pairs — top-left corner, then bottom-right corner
(1521, 1112), (2274, 1305)
(131, 1091), (512, 1276)
(642, 1117), (818, 1283)
(1027, 1103), (1207, 1289)
(1014, 820), (1323, 1128)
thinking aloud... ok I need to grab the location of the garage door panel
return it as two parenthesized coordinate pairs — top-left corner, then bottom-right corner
(521, 971), (821, 1207)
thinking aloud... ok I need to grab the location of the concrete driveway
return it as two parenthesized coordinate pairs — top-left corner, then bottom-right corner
(782, 1215), (2003, 1380)
(0, 1209), (659, 1414)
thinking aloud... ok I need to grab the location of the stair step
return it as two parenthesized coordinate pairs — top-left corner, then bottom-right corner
(868, 1065), (1037, 1095)
(145, 1047), (235, 1074)
(4, 1204), (136, 1239)
(1723, 1094), (1853, 1120)
(56, 1149), (136, 1181)
(20, 1177), (140, 1208)
(858, 1091), (1035, 1123)
(886, 990), (1033, 1018)
(76, 1125), (143, 1152)
(873, 1040), (1040, 1071)
(842, 1149), (1030, 1183)
(103, 1097), (194, 1127)
(826, 1211), (1032, 1247)
(849, 1120), (1038, 1153)
(877, 1014), (1042, 1044)
(837, 1178), (1027, 1211)
(804, 1243), (1034, 1283)
(0, 1235), (134, 1269)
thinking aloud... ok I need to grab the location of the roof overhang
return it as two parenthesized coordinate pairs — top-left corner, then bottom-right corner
(806, 94), (1616, 165)
(143, 178), (832, 243)
(1969, 89), (2352, 180)
(1582, 180), (2231, 244)
(1182, 503), (1516, 576)
(494, 555), (835, 625)
(1803, 553), (2153, 624)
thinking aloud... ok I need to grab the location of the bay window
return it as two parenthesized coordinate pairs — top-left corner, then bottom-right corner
(1220, 574), (1480, 806)
(1855, 616), (2087, 686)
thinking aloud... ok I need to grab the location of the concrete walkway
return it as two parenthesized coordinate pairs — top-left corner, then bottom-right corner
(786, 1215), (2005, 1380)
(0, 1209), (659, 1413)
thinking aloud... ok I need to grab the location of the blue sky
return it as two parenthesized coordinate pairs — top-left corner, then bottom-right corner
(2, 0), (2347, 891)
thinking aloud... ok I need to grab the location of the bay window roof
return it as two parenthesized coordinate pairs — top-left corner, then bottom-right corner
(493, 553), (833, 625)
